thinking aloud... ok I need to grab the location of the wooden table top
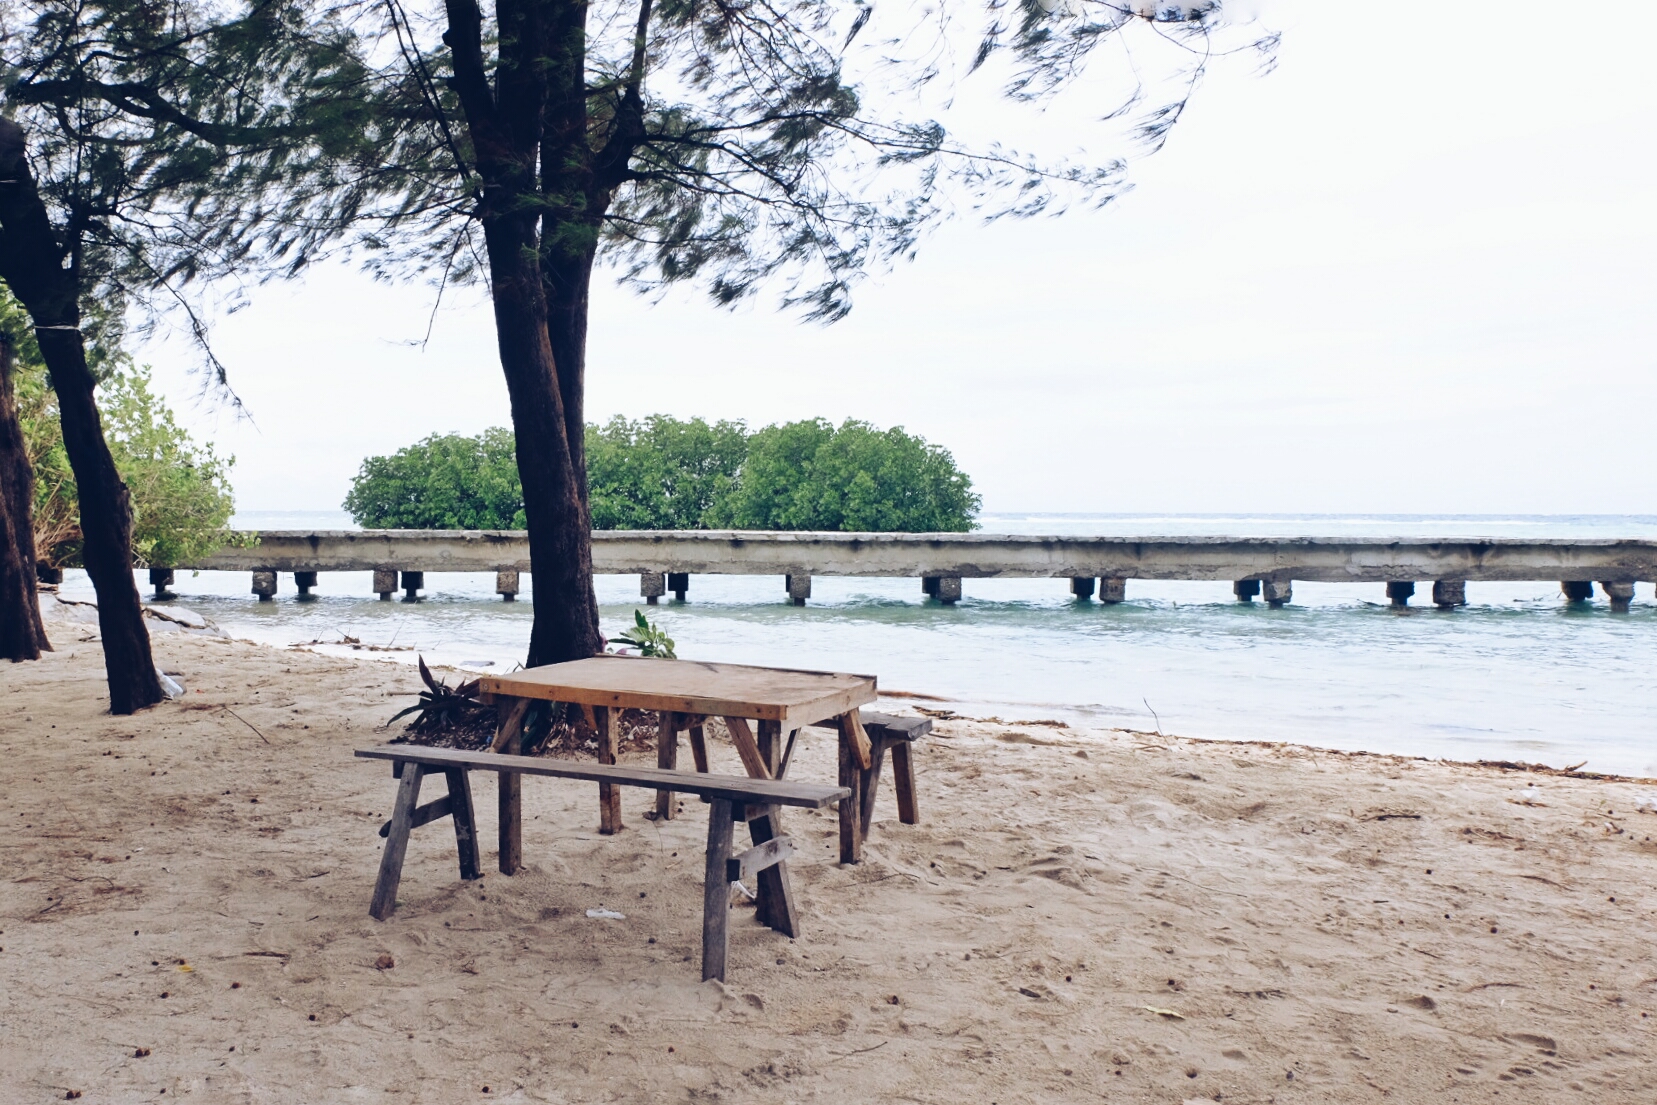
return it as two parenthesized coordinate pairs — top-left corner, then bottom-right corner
(477, 656), (876, 725)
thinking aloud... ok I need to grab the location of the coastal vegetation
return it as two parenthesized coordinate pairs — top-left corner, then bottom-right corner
(343, 417), (980, 533)
(1, 292), (240, 576)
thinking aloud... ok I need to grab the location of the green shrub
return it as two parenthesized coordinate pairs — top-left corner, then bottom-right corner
(585, 415), (747, 530)
(3, 287), (239, 567)
(345, 416), (979, 532)
(342, 428), (525, 529)
(712, 418), (979, 532)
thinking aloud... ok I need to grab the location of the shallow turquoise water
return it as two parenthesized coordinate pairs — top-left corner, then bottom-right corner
(69, 512), (1657, 777)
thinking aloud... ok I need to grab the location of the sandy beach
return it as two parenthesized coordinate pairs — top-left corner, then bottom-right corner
(4, 599), (1656, 1104)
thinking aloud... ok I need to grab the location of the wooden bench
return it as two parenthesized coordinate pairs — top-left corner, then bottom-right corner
(806, 711), (931, 850)
(355, 745), (849, 981)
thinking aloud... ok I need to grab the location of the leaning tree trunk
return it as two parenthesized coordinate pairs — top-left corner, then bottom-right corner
(0, 120), (161, 711)
(0, 331), (50, 660)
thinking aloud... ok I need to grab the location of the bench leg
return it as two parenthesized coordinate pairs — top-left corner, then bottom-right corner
(446, 768), (481, 881)
(371, 767), (424, 920)
(838, 728), (863, 864)
(858, 737), (889, 839)
(891, 741), (920, 824)
(656, 711), (678, 820)
(688, 723), (709, 774)
(748, 808), (799, 937)
(596, 705), (622, 834)
(498, 770), (521, 875)
(702, 799), (735, 982)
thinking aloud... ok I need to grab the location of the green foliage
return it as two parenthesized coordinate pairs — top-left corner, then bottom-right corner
(346, 416), (979, 533)
(713, 419), (980, 532)
(2, 288), (238, 567)
(585, 415), (747, 530)
(342, 429), (526, 529)
(608, 610), (677, 659)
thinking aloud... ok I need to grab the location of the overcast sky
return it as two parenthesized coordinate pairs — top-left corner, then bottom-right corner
(139, 1), (1657, 517)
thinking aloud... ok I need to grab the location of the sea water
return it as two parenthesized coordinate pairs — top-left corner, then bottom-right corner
(63, 511), (1657, 777)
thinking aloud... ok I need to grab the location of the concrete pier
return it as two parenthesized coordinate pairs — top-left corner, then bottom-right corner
(400, 571), (424, 602)
(168, 531), (1657, 611)
(668, 572), (689, 601)
(1070, 576), (1096, 599)
(1387, 581), (1415, 608)
(640, 572), (666, 605)
(294, 571), (318, 599)
(149, 568), (176, 600)
(1602, 581), (1634, 612)
(495, 569), (520, 601)
(251, 570), (276, 601)
(1432, 580), (1467, 609)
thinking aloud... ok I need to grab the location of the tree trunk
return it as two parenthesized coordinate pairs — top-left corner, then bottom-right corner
(0, 120), (161, 711)
(479, 212), (605, 668)
(0, 331), (50, 660)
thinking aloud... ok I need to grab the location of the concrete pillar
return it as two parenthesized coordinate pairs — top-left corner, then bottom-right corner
(1386, 581), (1415, 608)
(667, 572), (689, 601)
(495, 568), (520, 602)
(1099, 577), (1126, 604)
(1263, 580), (1292, 607)
(1234, 579), (1261, 602)
(785, 573), (811, 606)
(373, 568), (397, 601)
(252, 570), (277, 601)
(400, 571), (424, 602)
(1431, 580), (1466, 609)
(1070, 576), (1096, 599)
(1601, 581), (1634, 612)
(148, 568), (176, 600)
(921, 576), (940, 597)
(294, 571), (318, 599)
(1561, 580), (1593, 603)
(936, 575), (962, 604)
(640, 572), (666, 605)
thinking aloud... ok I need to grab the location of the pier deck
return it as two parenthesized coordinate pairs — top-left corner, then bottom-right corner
(154, 530), (1657, 609)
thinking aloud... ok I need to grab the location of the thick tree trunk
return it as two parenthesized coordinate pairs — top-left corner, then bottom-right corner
(0, 120), (161, 711)
(0, 331), (50, 660)
(483, 219), (606, 668)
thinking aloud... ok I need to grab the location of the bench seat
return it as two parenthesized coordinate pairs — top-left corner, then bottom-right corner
(806, 710), (931, 836)
(355, 745), (847, 981)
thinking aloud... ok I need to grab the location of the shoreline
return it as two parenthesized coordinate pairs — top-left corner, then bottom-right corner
(4, 604), (1656, 1100)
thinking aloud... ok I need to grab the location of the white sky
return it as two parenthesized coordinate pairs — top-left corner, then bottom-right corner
(140, 0), (1657, 516)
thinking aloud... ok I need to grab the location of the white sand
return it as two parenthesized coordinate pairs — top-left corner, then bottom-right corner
(3, 600), (1656, 1102)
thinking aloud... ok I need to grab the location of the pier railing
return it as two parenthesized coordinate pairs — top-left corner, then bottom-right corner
(146, 530), (1657, 610)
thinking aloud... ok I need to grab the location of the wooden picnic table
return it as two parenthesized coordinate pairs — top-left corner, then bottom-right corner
(477, 656), (881, 937)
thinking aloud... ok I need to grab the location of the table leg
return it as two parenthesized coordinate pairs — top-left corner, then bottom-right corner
(702, 799), (735, 982)
(495, 696), (527, 875)
(596, 705), (622, 834)
(688, 723), (709, 773)
(656, 711), (679, 820)
(858, 736), (888, 839)
(836, 712), (867, 864)
(751, 720), (798, 934)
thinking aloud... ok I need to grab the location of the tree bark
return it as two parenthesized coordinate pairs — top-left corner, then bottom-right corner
(0, 331), (50, 660)
(0, 119), (160, 710)
(444, 0), (605, 668)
